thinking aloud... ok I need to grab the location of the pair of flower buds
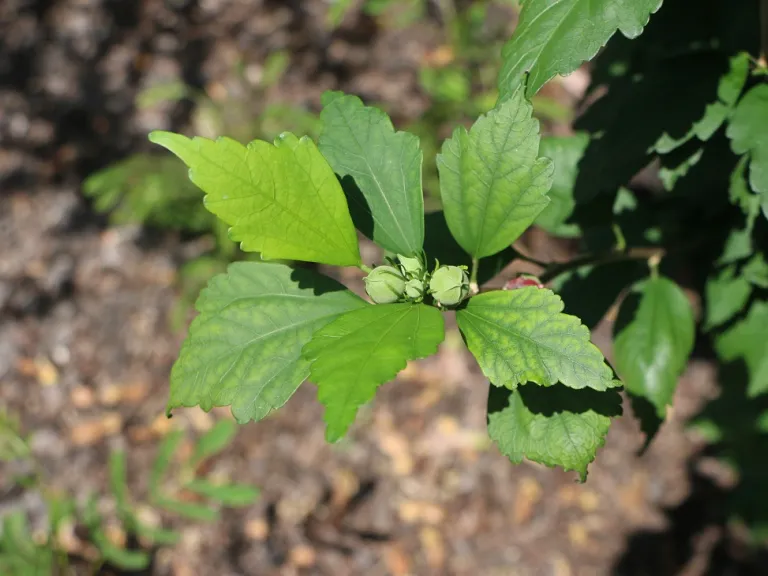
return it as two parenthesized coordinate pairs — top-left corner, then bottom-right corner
(363, 254), (470, 307)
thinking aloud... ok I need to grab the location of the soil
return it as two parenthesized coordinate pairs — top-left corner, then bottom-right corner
(1, 1), (766, 575)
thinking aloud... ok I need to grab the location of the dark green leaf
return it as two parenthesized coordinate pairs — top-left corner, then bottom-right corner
(614, 277), (695, 417)
(715, 301), (768, 397)
(727, 84), (768, 196)
(319, 92), (424, 256)
(497, 0), (662, 99)
(705, 266), (752, 330)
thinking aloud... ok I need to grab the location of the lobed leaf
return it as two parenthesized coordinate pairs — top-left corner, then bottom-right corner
(149, 130), (361, 266)
(437, 88), (553, 260)
(613, 277), (695, 418)
(716, 301), (768, 397)
(169, 262), (367, 423)
(497, 0), (662, 99)
(487, 384), (621, 481)
(303, 304), (444, 442)
(457, 288), (619, 392)
(319, 92), (424, 256)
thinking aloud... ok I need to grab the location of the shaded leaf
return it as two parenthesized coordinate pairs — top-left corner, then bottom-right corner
(108, 450), (129, 512)
(303, 304), (444, 441)
(149, 130), (361, 266)
(614, 277), (695, 417)
(534, 133), (589, 237)
(727, 84), (768, 196)
(457, 288), (619, 391)
(704, 266), (752, 330)
(487, 384), (621, 481)
(497, 0), (662, 99)
(437, 87), (553, 259)
(169, 262), (367, 423)
(715, 301), (768, 397)
(150, 430), (183, 498)
(319, 92), (424, 256)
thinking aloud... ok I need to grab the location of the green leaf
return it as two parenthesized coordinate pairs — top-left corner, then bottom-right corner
(743, 254), (768, 288)
(534, 133), (590, 237)
(614, 277), (695, 417)
(457, 288), (619, 392)
(727, 84), (768, 196)
(422, 211), (517, 286)
(487, 384), (621, 481)
(108, 450), (129, 512)
(149, 131), (361, 266)
(716, 301), (768, 397)
(150, 430), (183, 498)
(653, 53), (750, 153)
(136, 81), (190, 109)
(704, 266), (752, 330)
(92, 533), (150, 571)
(188, 419), (238, 469)
(497, 0), (662, 99)
(318, 92), (424, 256)
(134, 522), (181, 546)
(156, 497), (219, 522)
(184, 479), (260, 506)
(0, 409), (29, 461)
(303, 304), (445, 441)
(437, 88), (553, 259)
(169, 262), (367, 423)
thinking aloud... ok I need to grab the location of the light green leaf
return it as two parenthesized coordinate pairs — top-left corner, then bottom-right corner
(716, 301), (768, 397)
(156, 498), (219, 522)
(705, 266), (752, 330)
(303, 304), (444, 441)
(184, 479), (260, 506)
(136, 81), (190, 109)
(92, 532), (150, 571)
(188, 419), (237, 469)
(150, 430), (183, 498)
(437, 88), (553, 259)
(457, 288), (619, 391)
(534, 133), (590, 237)
(169, 262), (367, 423)
(149, 130), (361, 266)
(727, 84), (768, 196)
(108, 450), (129, 512)
(497, 0), (662, 99)
(319, 92), (424, 256)
(134, 523), (181, 546)
(487, 384), (621, 481)
(653, 53), (750, 153)
(614, 277), (695, 417)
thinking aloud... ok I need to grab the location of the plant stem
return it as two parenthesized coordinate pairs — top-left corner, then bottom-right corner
(359, 264), (373, 274)
(538, 247), (665, 284)
(469, 258), (479, 294)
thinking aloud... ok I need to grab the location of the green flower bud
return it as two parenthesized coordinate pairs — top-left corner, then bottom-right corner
(364, 265), (406, 304)
(429, 265), (469, 307)
(404, 278), (425, 301)
(397, 254), (424, 278)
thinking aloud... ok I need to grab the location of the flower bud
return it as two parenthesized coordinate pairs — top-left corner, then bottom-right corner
(364, 265), (406, 304)
(404, 278), (425, 301)
(429, 265), (470, 307)
(397, 254), (424, 278)
(503, 275), (543, 290)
